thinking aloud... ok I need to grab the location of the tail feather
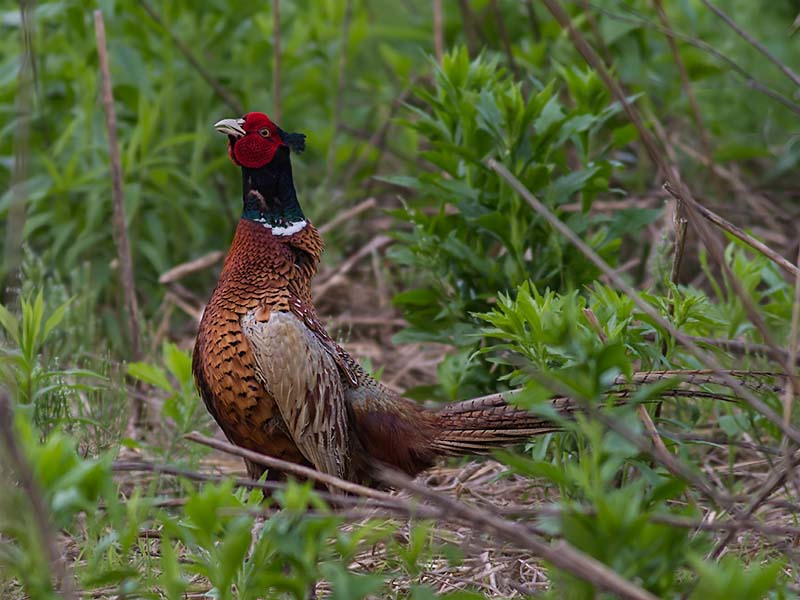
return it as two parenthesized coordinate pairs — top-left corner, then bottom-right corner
(430, 393), (573, 456)
(428, 370), (786, 457)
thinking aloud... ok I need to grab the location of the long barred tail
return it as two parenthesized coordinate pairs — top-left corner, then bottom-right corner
(430, 393), (575, 456)
(429, 370), (786, 457)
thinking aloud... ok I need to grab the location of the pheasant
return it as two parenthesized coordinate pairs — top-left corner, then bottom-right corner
(191, 111), (559, 487)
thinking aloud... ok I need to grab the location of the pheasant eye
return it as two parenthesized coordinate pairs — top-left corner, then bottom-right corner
(259, 128), (271, 138)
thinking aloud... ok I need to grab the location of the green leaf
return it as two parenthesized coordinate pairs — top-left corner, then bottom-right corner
(42, 298), (72, 341)
(0, 303), (20, 344)
(127, 362), (172, 392)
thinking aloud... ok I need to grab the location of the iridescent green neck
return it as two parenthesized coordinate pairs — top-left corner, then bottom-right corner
(241, 148), (306, 236)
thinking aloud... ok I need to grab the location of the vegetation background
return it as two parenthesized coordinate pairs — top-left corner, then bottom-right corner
(1, 0), (800, 598)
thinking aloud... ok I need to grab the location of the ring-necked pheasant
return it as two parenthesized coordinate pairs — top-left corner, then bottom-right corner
(192, 112), (568, 486)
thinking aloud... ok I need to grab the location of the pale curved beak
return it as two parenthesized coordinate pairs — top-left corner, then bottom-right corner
(214, 118), (246, 138)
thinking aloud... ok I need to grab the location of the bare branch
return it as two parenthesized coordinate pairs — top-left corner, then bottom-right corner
(432, 0), (444, 63)
(701, 0), (800, 88)
(185, 431), (391, 501)
(651, 0), (714, 165)
(159, 251), (225, 284)
(585, 2), (800, 117)
(272, 0), (282, 122)
(318, 197), (376, 235)
(2, 0), (34, 299)
(664, 184), (800, 280)
(489, 0), (519, 78)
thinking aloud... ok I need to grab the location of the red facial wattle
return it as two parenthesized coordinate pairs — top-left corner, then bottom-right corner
(215, 112), (286, 169)
(231, 130), (283, 168)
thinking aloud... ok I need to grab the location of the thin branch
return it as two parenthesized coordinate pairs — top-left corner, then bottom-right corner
(781, 245), (800, 502)
(585, 1), (800, 117)
(2, 0), (34, 299)
(379, 467), (659, 600)
(272, 0), (282, 123)
(673, 335), (800, 366)
(314, 235), (392, 296)
(700, 0), (800, 88)
(185, 431), (391, 501)
(139, 0), (243, 114)
(0, 393), (78, 600)
(159, 251), (224, 284)
(664, 184), (800, 280)
(112, 459), (433, 515)
(432, 0), (444, 63)
(489, 0), (519, 78)
(95, 11), (141, 358)
(318, 197), (376, 235)
(578, 0), (612, 65)
(95, 10), (145, 440)
(325, 0), (354, 184)
(669, 215), (689, 283)
(94, 11), (142, 367)
(651, 0), (714, 166)
(710, 450), (800, 559)
(673, 136), (784, 233)
(668, 182), (795, 382)
(456, 0), (480, 56)
(524, 0), (541, 41)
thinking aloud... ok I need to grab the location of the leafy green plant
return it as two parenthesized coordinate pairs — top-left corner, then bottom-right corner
(127, 341), (210, 459)
(387, 48), (661, 399)
(0, 289), (104, 431)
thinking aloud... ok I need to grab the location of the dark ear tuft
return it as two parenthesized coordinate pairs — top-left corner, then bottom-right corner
(277, 127), (306, 154)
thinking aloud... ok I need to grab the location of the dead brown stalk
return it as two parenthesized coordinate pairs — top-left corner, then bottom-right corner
(95, 10), (145, 438)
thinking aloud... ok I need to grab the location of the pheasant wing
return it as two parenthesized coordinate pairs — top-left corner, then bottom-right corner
(242, 309), (354, 482)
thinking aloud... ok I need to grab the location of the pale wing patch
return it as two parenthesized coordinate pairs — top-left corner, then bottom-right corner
(241, 310), (353, 483)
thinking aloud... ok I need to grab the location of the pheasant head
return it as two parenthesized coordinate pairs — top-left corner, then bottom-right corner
(215, 112), (308, 235)
(215, 112), (306, 168)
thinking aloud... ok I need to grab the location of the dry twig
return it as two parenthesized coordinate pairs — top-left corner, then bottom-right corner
(664, 183), (800, 281)
(95, 10), (142, 361)
(272, 0), (282, 123)
(159, 251), (225, 284)
(95, 11), (145, 438)
(318, 198), (376, 236)
(701, 0), (800, 87)
(2, 0), (34, 299)
(432, 0), (444, 63)
(586, 2), (800, 116)
(314, 235), (393, 296)
(651, 0), (714, 166)
(185, 431), (391, 501)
